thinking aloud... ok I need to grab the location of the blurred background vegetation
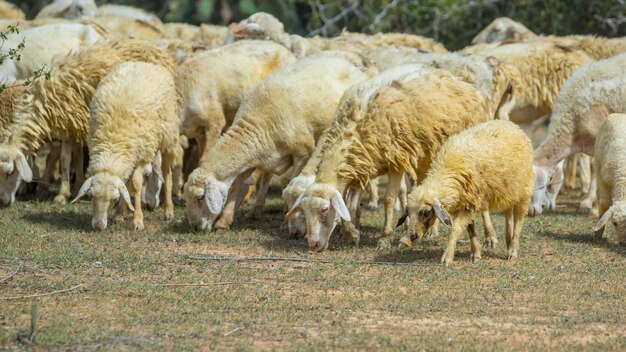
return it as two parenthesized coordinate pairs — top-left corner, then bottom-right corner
(9, 0), (626, 50)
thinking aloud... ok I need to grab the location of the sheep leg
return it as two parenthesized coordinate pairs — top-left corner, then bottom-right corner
(53, 142), (73, 204)
(508, 203), (527, 260)
(215, 169), (255, 231)
(42, 142), (62, 187)
(467, 222), (481, 263)
(366, 177), (379, 210)
(115, 197), (129, 222)
(251, 172), (272, 217)
(564, 154), (578, 189)
(579, 176), (597, 214)
(578, 154), (592, 194)
(70, 145), (84, 195)
(131, 167), (145, 230)
(441, 214), (471, 266)
(162, 152), (175, 221)
(339, 188), (361, 247)
(482, 211), (497, 248)
(378, 170), (403, 250)
(396, 175), (407, 212)
(242, 169), (260, 205)
(504, 208), (514, 259)
(594, 181), (611, 240)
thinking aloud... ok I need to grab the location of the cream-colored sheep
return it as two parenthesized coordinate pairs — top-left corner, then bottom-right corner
(0, 1), (24, 20)
(471, 17), (536, 45)
(94, 15), (162, 40)
(35, 0), (97, 19)
(184, 56), (372, 232)
(592, 113), (626, 246)
(72, 62), (180, 231)
(0, 39), (177, 205)
(544, 35), (626, 61)
(0, 83), (25, 135)
(288, 69), (490, 252)
(162, 22), (200, 41)
(177, 40), (296, 159)
(96, 4), (163, 30)
(530, 52), (626, 216)
(282, 63), (428, 239)
(339, 30), (448, 53)
(401, 120), (534, 265)
(0, 23), (103, 82)
(230, 12), (308, 57)
(191, 24), (231, 48)
(153, 38), (208, 64)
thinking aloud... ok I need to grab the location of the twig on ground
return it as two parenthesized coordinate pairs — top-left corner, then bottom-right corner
(0, 264), (21, 283)
(224, 327), (242, 337)
(186, 255), (437, 266)
(0, 284), (83, 300)
(155, 282), (239, 287)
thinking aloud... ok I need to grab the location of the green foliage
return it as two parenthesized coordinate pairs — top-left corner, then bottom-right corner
(0, 22), (50, 93)
(7, 0), (626, 49)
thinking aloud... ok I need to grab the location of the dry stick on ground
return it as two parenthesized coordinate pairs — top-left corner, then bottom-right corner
(0, 264), (21, 283)
(186, 255), (439, 267)
(0, 284), (84, 300)
(154, 282), (240, 287)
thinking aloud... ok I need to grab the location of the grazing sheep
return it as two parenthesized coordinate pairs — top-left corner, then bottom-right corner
(530, 53), (626, 216)
(282, 63), (429, 239)
(72, 62), (181, 231)
(230, 12), (309, 57)
(0, 1), (24, 20)
(0, 23), (103, 82)
(592, 113), (626, 246)
(288, 69), (490, 252)
(141, 151), (164, 211)
(177, 40), (296, 159)
(471, 17), (536, 44)
(35, 0), (97, 19)
(400, 120), (534, 265)
(184, 56), (372, 232)
(0, 84), (26, 135)
(0, 39), (177, 205)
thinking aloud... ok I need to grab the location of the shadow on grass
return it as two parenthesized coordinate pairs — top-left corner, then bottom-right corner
(22, 210), (92, 231)
(539, 231), (626, 256)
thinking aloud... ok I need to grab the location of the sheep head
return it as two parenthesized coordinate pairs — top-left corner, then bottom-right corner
(286, 183), (350, 252)
(184, 173), (228, 232)
(231, 12), (285, 42)
(141, 154), (164, 211)
(281, 174), (315, 239)
(400, 189), (452, 242)
(0, 146), (32, 205)
(594, 201), (626, 246)
(72, 174), (134, 231)
(529, 163), (559, 216)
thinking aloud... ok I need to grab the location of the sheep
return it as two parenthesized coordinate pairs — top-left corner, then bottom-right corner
(94, 15), (163, 40)
(0, 39), (177, 205)
(35, 0), (97, 20)
(141, 151), (164, 211)
(153, 38), (208, 64)
(530, 53), (626, 216)
(0, 84), (26, 135)
(544, 35), (626, 61)
(471, 17), (536, 45)
(72, 62), (180, 230)
(230, 12), (308, 57)
(282, 63), (429, 239)
(592, 113), (626, 246)
(191, 24), (231, 48)
(0, 23), (103, 82)
(400, 120), (534, 265)
(162, 23), (200, 41)
(0, 1), (25, 20)
(177, 40), (296, 159)
(338, 30), (448, 53)
(96, 4), (163, 30)
(287, 69), (491, 252)
(184, 55), (373, 232)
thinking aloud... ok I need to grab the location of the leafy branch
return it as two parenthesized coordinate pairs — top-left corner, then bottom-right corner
(0, 22), (50, 94)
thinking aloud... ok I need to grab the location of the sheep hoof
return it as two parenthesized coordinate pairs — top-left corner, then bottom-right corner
(398, 236), (412, 249)
(134, 221), (145, 231)
(579, 199), (593, 212)
(593, 229), (605, 240)
(485, 236), (498, 249)
(425, 227), (439, 239)
(215, 228), (229, 235)
(249, 207), (263, 219)
(54, 194), (68, 204)
(507, 249), (518, 260)
(365, 202), (378, 211)
(471, 252), (481, 263)
(376, 237), (392, 250)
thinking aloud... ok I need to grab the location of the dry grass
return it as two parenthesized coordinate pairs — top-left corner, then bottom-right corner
(0, 183), (625, 351)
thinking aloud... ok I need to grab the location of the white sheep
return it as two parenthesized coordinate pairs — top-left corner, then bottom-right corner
(0, 1), (25, 20)
(287, 69), (490, 252)
(530, 52), (626, 216)
(35, 0), (97, 19)
(177, 40), (296, 159)
(592, 113), (626, 246)
(0, 23), (103, 82)
(400, 120), (534, 265)
(471, 17), (536, 44)
(96, 4), (163, 30)
(73, 62), (181, 231)
(184, 55), (372, 232)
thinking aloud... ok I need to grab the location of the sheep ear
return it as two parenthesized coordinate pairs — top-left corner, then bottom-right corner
(433, 199), (452, 228)
(396, 208), (408, 227)
(71, 176), (93, 203)
(204, 181), (223, 215)
(117, 179), (135, 212)
(231, 23), (264, 37)
(285, 192), (305, 218)
(331, 189), (351, 222)
(15, 152), (32, 183)
(593, 206), (614, 232)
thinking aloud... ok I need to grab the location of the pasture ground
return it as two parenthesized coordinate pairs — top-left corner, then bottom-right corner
(1, 182), (625, 351)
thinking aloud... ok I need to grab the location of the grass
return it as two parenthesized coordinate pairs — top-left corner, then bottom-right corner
(0, 183), (625, 351)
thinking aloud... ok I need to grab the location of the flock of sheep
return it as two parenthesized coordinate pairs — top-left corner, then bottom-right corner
(0, 0), (625, 265)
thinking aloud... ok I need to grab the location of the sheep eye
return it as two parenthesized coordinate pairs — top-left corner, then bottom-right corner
(6, 169), (13, 177)
(421, 209), (431, 218)
(321, 206), (329, 213)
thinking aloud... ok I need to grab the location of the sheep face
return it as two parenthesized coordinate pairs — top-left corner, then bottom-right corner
(231, 12), (284, 41)
(0, 147), (32, 205)
(529, 164), (556, 216)
(141, 155), (164, 211)
(184, 175), (228, 232)
(282, 175), (315, 239)
(73, 174), (134, 231)
(287, 183), (351, 252)
(403, 192), (453, 241)
(594, 202), (626, 246)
